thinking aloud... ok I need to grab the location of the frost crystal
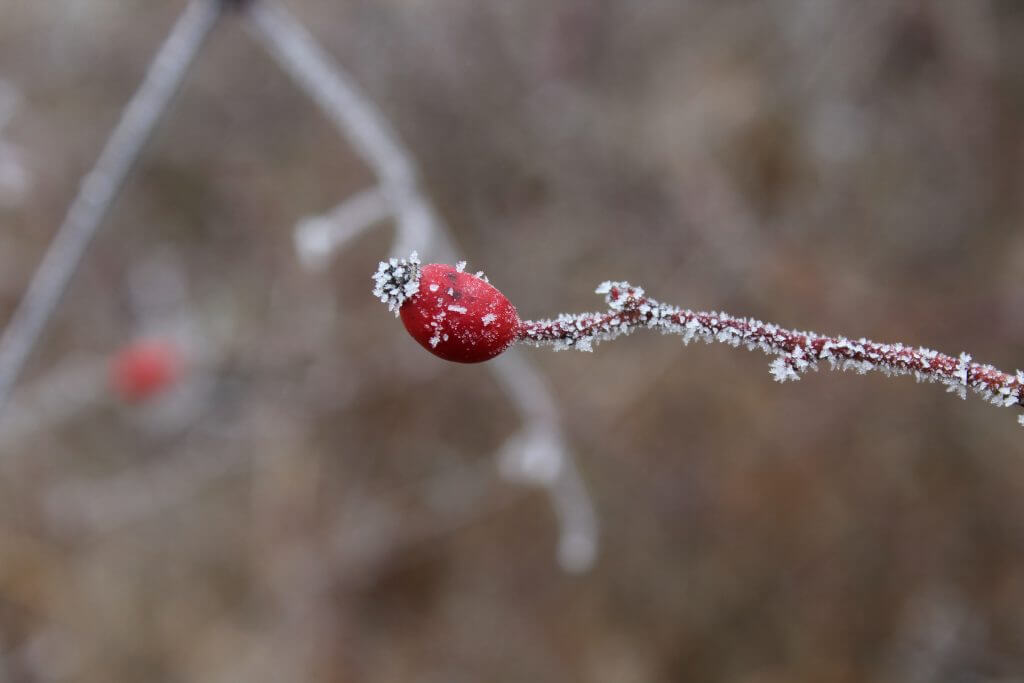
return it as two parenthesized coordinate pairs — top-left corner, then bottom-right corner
(371, 251), (422, 315)
(769, 357), (800, 383)
(481, 313), (497, 326)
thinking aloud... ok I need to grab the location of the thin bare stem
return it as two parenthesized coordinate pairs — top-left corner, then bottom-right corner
(293, 187), (391, 271)
(249, 0), (598, 570)
(245, 0), (442, 259)
(519, 281), (1024, 426)
(0, 0), (222, 415)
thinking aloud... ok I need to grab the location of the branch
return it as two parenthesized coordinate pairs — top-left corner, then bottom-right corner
(519, 281), (1024, 426)
(0, 79), (31, 207)
(245, 0), (443, 258)
(248, 1), (598, 571)
(293, 187), (391, 271)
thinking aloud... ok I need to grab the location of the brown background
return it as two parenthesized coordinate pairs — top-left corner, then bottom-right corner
(1, 1), (1024, 681)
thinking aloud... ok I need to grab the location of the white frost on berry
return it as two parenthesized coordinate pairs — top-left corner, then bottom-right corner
(371, 251), (422, 315)
(455, 260), (467, 273)
(447, 305), (467, 314)
(481, 313), (497, 326)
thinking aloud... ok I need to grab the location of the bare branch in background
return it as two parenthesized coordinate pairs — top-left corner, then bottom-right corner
(294, 187), (391, 271)
(0, 0), (223, 415)
(248, 0), (598, 571)
(492, 352), (597, 572)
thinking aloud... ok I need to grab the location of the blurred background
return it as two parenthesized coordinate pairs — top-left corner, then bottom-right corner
(2, 0), (1024, 681)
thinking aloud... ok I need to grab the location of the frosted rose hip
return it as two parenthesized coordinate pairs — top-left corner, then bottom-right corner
(400, 263), (520, 363)
(372, 254), (521, 363)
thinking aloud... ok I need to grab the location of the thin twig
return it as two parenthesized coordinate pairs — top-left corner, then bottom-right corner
(293, 187), (391, 271)
(519, 281), (1024, 426)
(0, 0), (223, 415)
(245, 0), (437, 249)
(491, 353), (598, 571)
(249, 0), (599, 570)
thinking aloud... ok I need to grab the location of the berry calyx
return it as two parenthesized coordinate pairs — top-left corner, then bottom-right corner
(110, 338), (182, 401)
(373, 253), (521, 363)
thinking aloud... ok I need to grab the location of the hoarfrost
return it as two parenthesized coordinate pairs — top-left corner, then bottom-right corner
(518, 277), (1024, 426)
(481, 313), (497, 326)
(371, 251), (421, 315)
(769, 357), (800, 383)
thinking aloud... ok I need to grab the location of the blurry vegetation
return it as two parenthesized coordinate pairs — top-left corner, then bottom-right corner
(1, 1), (1023, 681)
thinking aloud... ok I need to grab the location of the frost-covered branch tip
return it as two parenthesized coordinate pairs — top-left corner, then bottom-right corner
(519, 281), (1024, 426)
(375, 255), (1024, 427)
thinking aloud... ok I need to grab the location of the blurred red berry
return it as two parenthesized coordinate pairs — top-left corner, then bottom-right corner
(399, 263), (520, 363)
(110, 339), (182, 401)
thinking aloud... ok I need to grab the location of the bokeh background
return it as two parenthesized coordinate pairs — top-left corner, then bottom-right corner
(2, 1), (1024, 681)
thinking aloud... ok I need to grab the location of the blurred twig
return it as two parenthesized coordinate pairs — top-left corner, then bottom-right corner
(248, 0), (598, 571)
(244, 0), (441, 258)
(0, 0), (223, 415)
(294, 187), (391, 271)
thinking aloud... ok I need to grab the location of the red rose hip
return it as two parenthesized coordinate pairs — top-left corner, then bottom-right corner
(373, 254), (521, 363)
(110, 338), (182, 401)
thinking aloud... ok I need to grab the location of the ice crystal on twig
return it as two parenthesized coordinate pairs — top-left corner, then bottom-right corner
(371, 251), (421, 315)
(519, 280), (1024, 426)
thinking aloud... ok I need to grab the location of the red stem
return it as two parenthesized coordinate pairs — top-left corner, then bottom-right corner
(517, 281), (1024, 422)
